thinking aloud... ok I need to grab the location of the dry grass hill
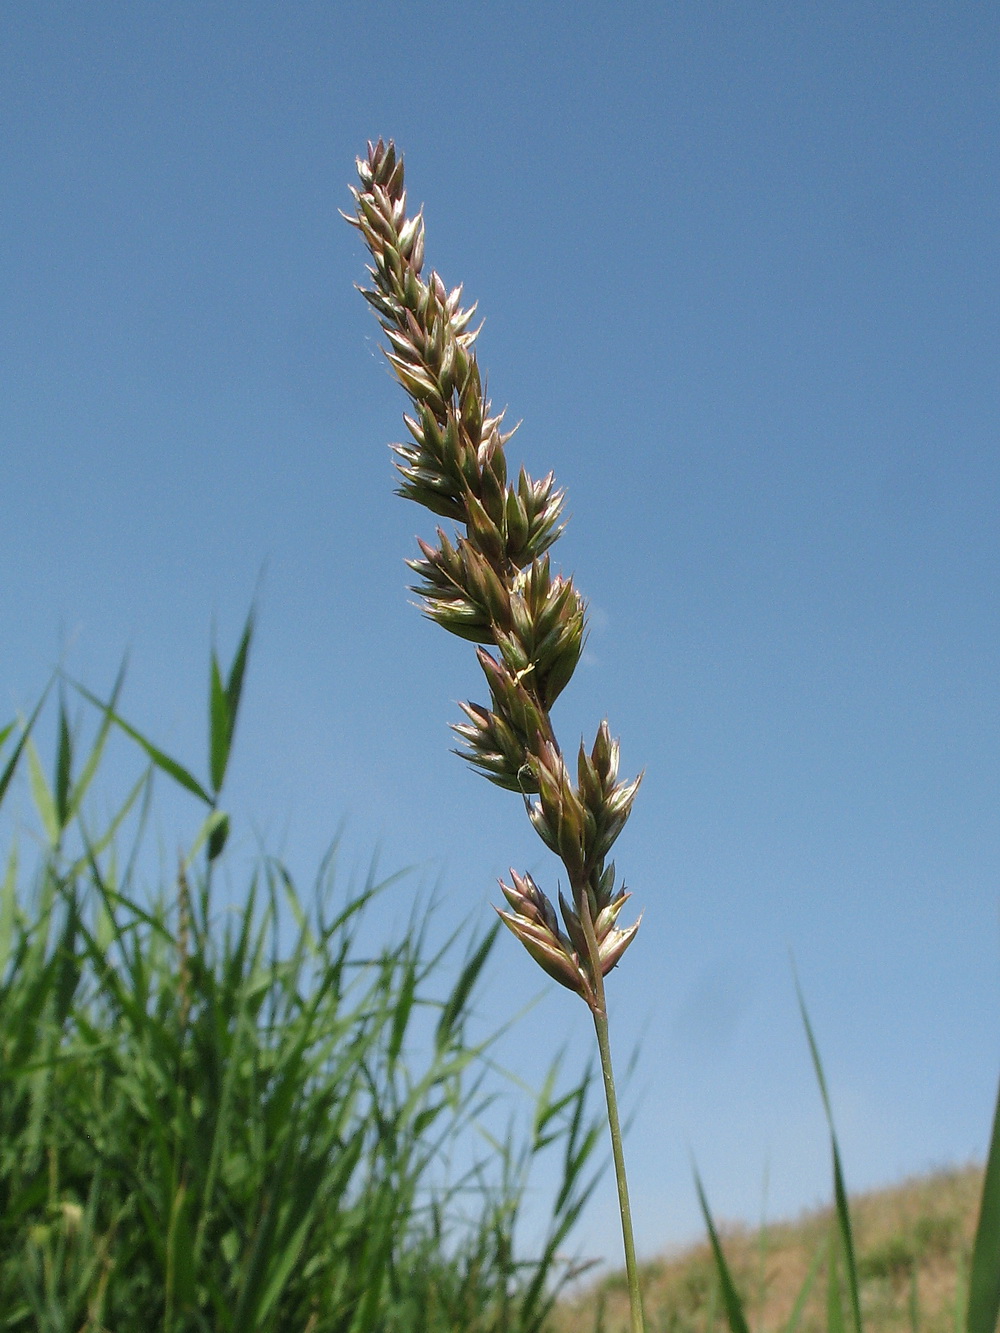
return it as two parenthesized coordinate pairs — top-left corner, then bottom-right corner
(553, 1164), (984, 1333)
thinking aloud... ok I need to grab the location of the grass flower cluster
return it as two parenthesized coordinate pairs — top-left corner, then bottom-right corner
(347, 138), (647, 1331)
(346, 142), (641, 1010)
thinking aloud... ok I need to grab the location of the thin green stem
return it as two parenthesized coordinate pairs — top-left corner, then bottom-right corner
(580, 889), (645, 1333)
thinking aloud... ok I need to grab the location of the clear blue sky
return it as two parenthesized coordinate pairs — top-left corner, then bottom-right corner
(3, 2), (999, 1267)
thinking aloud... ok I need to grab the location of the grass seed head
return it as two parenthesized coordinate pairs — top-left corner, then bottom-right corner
(350, 139), (642, 1006)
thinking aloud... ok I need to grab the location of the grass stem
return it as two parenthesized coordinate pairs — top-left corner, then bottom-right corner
(581, 888), (644, 1333)
(591, 1002), (644, 1333)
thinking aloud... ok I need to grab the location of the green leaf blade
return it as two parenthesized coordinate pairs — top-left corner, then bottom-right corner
(54, 698), (73, 831)
(225, 609), (254, 731)
(209, 607), (253, 797)
(27, 739), (59, 846)
(0, 685), (51, 809)
(72, 681), (213, 805)
(795, 968), (863, 1333)
(209, 651), (229, 795)
(967, 1065), (1000, 1333)
(435, 923), (498, 1050)
(695, 1168), (752, 1333)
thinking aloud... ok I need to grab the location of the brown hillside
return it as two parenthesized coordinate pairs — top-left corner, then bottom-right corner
(552, 1164), (984, 1333)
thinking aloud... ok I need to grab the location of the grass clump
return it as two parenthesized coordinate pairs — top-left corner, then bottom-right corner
(0, 625), (600, 1331)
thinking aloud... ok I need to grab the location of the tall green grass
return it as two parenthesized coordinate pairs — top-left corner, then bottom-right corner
(0, 622), (601, 1331)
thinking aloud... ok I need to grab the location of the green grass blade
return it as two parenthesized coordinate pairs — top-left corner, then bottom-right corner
(0, 685), (50, 809)
(66, 659), (125, 820)
(435, 921), (498, 1050)
(186, 807), (230, 864)
(0, 843), (19, 973)
(832, 1150), (863, 1333)
(209, 651), (229, 795)
(388, 950), (419, 1065)
(783, 1234), (828, 1333)
(54, 697), (73, 832)
(72, 680), (213, 804)
(52, 889), (82, 1025)
(165, 1180), (197, 1324)
(694, 1168), (752, 1333)
(966, 1063), (1000, 1333)
(27, 738), (60, 845)
(795, 971), (863, 1333)
(250, 1163), (326, 1327)
(64, 767), (151, 881)
(225, 608), (253, 732)
(208, 608), (253, 797)
(532, 1059), (564, 1151)
(553, 1066), (602, 1217)
(206, 810), (230, 862)
(827, 1227), (847, 1333)
(955, 1244), (969, 1333)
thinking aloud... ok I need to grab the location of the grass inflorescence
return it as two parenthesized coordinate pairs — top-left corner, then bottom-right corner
(347, 136), (648, 1332)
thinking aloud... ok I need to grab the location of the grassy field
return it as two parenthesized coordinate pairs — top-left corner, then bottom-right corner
(3, 626), (998, 1332)
(554, 1164), (985, 1333)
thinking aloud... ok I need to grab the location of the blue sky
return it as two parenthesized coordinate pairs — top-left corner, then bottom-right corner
(3, 2), (999, 1266)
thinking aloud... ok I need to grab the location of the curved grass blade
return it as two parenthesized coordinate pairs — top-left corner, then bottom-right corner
(827, 1227), (847, 1333)
(966, 1062), (1000, 1333)
(784, 1234), (828, 1333)
(209, 607), (254, 795)
(72, 679), (213, 805)
(0, 844), (19, 973)
(54, 695), (73, 831)
(209, 652), (229, 795)
(955, 1245), (970, 1333)
(435, 921), (499, 1050)
(224, 608), (253, 733)
(27, 738), (59, 845)
(64, 767), (151, 881)
(0, 683), (50, 809)
(794, 970), (863, 1333)
(65, 660), (126, 825)
(694, 1168), (752, 1333)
